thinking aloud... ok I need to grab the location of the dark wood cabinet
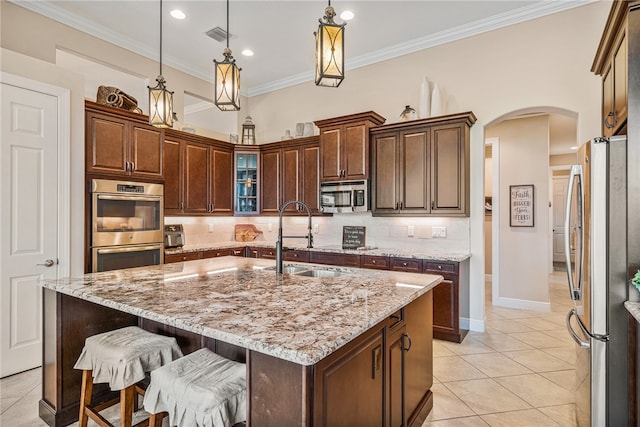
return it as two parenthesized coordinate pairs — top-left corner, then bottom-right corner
(424, 260), (468, 343)
(314, 112), (385, 182)
(260, 137), (320, 215)
(163, 130), (233, 216)
(283, 249), (310, 262)
(246, 246), (277, 259)
(371, 112), (475, 217)
(165, 247), (245, 263)
(310, 251), (361, 268)
(362, 255), (390, 270)
(85, 101), (163, 180)
(164, 252), (201, 263)
(390, 257), (423, 274)
(314, 324), (385, 427)
(387, 318), (407, 427)
(592, 1), (629, 136)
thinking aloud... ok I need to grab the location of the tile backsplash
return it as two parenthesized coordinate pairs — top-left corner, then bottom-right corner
(166, 213), (470, 252)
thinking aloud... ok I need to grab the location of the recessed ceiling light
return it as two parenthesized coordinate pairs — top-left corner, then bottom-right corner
(340, 10), (354, 20)
(242, 49), (254, 57)
(170, 9), (186, 20)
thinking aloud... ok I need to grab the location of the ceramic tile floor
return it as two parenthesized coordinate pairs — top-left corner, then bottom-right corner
(1, 272), (576, 426)
(423, 271), (577, 427)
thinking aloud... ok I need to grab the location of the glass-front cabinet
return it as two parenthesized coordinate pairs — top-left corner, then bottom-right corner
(234, 151), (259, 215)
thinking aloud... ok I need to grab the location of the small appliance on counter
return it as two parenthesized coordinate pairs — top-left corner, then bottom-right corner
(164, 224), (185, 248)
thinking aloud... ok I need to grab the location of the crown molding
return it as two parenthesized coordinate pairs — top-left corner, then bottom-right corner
(12, 0), (596, 98)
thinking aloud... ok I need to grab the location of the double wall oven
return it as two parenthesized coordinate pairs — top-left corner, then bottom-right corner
(91, 179), (164, 272)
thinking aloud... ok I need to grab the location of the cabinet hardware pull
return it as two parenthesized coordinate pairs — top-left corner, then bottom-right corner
(431, 201), (435, 210)
(402, 333), (412, 352)
(372, 345), (382, 379)
(604, 111), (616, 129)
(438, 265), (442, 270)
(130, 162), (135, 171)
(372, 260), (376, 264)
(402, 262), (408, 266)
(180, 202), (184, 211)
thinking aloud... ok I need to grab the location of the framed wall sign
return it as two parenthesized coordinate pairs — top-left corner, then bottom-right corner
(342, 226), (366, 249)
(510, 184), (534, 227)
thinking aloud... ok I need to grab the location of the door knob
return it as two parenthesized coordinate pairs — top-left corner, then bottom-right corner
(37, 259), (55, 267)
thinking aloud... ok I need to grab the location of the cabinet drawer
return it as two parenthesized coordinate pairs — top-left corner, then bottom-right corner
(362, 255), (390, 270)
(283, 250), (310, 262)
(389, 257), (423, 273)
(261, 248), (277, 259)
(230, 247), (246, 257)
(424, 261), (458, 274)
(202, 249), (232, 259)
(310, 251), (361, 267)
(164, 252), (201, 263)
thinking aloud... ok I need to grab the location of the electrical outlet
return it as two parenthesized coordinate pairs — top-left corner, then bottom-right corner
(313, 224), (319, 233)
(407, 225), (414, 237)
(208, 223), (214, 233)
(268, 223), (273, 232)
(432, 226), (447, 238)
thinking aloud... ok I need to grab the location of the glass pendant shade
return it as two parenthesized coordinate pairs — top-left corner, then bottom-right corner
(214, 48), (241, 111)
(148, 75), (174, 127)
(315, 5), (345, 87)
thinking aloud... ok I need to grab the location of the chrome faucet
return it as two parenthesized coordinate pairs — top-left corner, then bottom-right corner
(276, 200), (313, 274)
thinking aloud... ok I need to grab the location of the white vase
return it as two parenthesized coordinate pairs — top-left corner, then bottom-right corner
(431, 83), (443, 117)
(419, 76), (431, 119)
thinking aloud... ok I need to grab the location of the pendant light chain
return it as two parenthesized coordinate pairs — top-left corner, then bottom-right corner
(226, 0), (230, 50)
(160, 0), (163, 76)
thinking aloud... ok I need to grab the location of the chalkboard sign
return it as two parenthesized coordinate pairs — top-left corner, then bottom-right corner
(342, 226), (366, 249)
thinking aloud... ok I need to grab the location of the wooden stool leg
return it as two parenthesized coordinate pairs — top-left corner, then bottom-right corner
(120, 385), (135, 427)
(78, 370), (93, 427)
(149, 412), (164, 427)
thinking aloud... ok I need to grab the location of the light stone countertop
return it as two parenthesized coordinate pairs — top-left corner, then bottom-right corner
(40, 257), (442, 366)
(165, 241), (470, 262)
(625, 301), (640, 323)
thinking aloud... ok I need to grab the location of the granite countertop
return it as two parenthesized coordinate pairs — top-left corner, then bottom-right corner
(165, 241), (470, 262)
(40, 257), (442, 366)
(625, 301), (640, 323)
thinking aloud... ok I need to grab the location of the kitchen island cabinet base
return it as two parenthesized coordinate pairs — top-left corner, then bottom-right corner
(40, 286), (435, 427)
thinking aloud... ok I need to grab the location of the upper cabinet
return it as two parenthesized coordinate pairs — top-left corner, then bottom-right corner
(315, 112), (385, 182)
(371, 112), (476, 217)
(260, 137), (321, 215)
(164, 129), (233, 216)
(592, 1), (629, 136)
(235, 149), (260, 215)
(85, 101), (163, 180)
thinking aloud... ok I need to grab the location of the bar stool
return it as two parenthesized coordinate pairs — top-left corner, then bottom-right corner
(74, 326), (183, 427)
(143, 348), (246, 427)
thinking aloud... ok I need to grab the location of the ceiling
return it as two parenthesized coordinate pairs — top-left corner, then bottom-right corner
(15, 0), (592, 97)
(13, 0), (585, 154)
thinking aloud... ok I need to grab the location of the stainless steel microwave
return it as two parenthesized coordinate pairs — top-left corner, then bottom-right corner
(320, 180), (368, 213)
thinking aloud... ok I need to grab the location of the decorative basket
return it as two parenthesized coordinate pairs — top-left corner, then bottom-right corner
(96, 85), (142, 113)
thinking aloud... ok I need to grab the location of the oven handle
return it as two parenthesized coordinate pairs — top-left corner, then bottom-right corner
(96, 244), (163, 255)
(97, 194), (161, 202)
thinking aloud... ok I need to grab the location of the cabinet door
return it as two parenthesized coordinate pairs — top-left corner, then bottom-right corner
(210, 147), (233, 214)
(602, 64), (614, 137)
(372, 133), (400, 213)
(404, 292), (434, 425)
(129, 123), (163, 178)
(343, 122), (369, 180)
(387, 323), (406, 427)
(86, 112), (128, 175)
(613, 30), (627, 133)
(282, 147), (301, 213)
(163, 138), (183, 214)
(320, 126), (342, 181)
(183, 142), (209, 214)
(302, 144), (320, 213)
(314, 326), (384, 427)
(401, 130), (429, 212)
(261, 149), (280, 214)
(431, 124), (468, 215)
(432, 277), (458, 336)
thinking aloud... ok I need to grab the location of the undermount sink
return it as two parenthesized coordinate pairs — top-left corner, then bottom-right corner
(280, 266), (310, 274)
(295, 269), (342, 278)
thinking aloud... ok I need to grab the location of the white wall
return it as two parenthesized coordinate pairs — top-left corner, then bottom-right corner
(488, 115), (551, 309)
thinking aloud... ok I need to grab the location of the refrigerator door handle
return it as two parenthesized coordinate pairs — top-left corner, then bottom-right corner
(566, 308), (609, 347)
(564, 165), (583, 300)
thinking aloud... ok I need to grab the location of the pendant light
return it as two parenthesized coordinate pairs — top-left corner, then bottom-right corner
(148, 0), (174, 127)
(214, 0), (241, 111)
(314, 0), (345, 87)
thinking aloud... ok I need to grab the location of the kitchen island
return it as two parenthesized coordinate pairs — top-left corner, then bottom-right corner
(39, 256), (442, 427)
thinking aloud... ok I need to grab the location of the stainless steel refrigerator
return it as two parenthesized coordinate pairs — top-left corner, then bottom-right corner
(564, 135), (628, 426)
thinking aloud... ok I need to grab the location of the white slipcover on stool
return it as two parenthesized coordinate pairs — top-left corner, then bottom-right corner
(74, 326), (183, 427)
(143, 348), (246, 427)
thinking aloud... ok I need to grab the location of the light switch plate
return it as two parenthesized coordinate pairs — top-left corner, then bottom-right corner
(314, 224), (319, 233)
(408, 225), (415, 237)
(432, 226), (447, 238)
(268, 223), (273, 232)
(208, 223), (214, 233)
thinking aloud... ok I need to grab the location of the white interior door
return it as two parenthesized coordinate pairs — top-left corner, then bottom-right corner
(1, 83), (59, 377)
(552, 176), (569, 263)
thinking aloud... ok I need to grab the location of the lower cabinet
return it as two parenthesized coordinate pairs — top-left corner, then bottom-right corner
(314, 292), (433, 427)
(310, 251), (361, 267)
(165, 247), (245, 263)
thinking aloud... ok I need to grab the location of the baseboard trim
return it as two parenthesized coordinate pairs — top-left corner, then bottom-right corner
(463, 317), (485, 333)
(493, 296), (551, 312)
